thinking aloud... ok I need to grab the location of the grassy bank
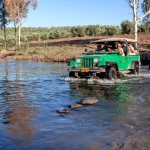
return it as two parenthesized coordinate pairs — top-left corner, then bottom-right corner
(0, 34), (150, 62)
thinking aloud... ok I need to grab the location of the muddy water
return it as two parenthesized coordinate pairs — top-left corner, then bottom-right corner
(0, 60), (149, 150)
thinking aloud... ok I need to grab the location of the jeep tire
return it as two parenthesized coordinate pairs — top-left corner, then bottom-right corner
(106, 66), (117, 80)
(69, 71), (75, 78)
(131, 63), (139, 74)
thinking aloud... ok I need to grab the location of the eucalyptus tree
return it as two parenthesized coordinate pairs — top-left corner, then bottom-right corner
(0, 0), (9, 49)
(127, 0), (150, 41)
(5, 0), (38, 49)
(142, 0), (150, 21)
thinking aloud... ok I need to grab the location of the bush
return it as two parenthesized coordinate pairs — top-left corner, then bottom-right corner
(21, 36), (29, 42)
(22, 43), (30, 51)
(85, 25), (101, 36)
(138, 21), (150, 33)
(69, 26), (85, 37)
(40, 33), (49, 40)
(104, 26), (121, 36)
(121, 20), (133, 34)
(7, 35), (15, 44)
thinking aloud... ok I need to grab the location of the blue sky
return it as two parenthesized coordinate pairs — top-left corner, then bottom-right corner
(22, 0), (135, 27)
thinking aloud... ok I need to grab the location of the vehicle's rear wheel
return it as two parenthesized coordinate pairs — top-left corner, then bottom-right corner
(105, 67), (117, 80)
(131, 63), (139, 74)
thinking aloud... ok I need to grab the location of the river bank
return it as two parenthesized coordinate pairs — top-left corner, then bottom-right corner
(0, 34), (150, 62)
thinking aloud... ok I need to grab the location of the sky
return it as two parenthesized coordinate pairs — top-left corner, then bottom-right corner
(21, 0), (137, 27)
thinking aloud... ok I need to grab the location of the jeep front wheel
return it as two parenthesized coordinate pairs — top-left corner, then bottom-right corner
(69, 71), (75, 78)
(105, 67), (117, 80)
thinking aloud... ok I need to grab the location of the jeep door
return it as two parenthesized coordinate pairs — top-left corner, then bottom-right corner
(121, 56), (131, 70)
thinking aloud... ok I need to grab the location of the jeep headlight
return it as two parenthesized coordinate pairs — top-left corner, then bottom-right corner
(76, 58), (82, 63)
(93, 58), (99, 63)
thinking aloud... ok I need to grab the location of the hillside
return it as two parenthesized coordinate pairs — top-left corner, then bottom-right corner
(0, 34), (150, 62)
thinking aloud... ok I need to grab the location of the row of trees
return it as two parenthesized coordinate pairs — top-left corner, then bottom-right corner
(0, 0), (149, 50)
(121, 20), (150, 34)
(0, 0), (38, 49)
(0, 22), (149, 44)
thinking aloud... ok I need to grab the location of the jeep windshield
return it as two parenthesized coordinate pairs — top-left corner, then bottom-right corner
(83, 51), (119, 55)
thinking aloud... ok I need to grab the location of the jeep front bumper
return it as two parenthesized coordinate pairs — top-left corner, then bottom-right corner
(68, 67), (105, 73)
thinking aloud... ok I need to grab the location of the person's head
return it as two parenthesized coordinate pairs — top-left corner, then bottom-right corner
(128, 43), (132, 47)
(117, 43), (122, 49)
(97, 44), (101, 51)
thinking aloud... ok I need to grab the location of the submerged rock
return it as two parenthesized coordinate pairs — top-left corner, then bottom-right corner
(69, 104), (83, 109)
(80, 97), (99, 105)
(56, 109), (69, 114)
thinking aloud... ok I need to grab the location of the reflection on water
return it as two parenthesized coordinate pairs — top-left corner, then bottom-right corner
(0, 74), (38, 143)
(0, 59), (149, 150)
(69, 82), (134, 101)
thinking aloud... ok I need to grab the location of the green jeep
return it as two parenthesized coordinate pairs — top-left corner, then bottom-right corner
(68, 38), (140, 80)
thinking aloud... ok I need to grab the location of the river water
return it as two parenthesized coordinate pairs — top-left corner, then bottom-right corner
(0, 59), (149, 150)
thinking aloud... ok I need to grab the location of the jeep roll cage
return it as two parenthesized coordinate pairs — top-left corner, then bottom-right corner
(91, 38), (138, 56)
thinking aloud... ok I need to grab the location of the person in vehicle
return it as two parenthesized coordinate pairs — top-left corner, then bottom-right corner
(127, 43), (136, 55)
(102, 44), (111, 51)
(116, 43), (125, 56)
(95, 44), (102, 51)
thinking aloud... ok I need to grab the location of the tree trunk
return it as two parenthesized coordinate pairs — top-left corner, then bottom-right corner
(133, 0), (138, 42)
(18, 21), (21, 50)
(14, 23), (17, 50)
(3, 24), (7, 49)
(2, 2), (7, 49)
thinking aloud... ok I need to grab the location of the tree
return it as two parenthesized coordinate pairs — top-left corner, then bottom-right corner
(127, 0), (150, 41)
(5, 0), (38, 49)
(142, 0), (150, 21)
(121, 20), (133, 34)
(0, 0), (9, 49)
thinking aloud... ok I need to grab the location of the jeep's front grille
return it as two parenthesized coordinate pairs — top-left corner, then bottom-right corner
(82, 58), (93, 68)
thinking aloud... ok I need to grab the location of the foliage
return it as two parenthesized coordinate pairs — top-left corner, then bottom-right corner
(0, 0), (10, 48)
(121, 20), (133, 34)
(5, 0), (38, 49)
(138, 21), (150, 33)
(0, 23), (149, 44)
(85, 25), (101, 36)
(142, 0), (150, 21)
(104, 26), (121, 35)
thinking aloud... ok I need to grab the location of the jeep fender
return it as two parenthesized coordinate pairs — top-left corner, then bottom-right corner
(130, 61), (140, 69)
(106, 62), (119, 72)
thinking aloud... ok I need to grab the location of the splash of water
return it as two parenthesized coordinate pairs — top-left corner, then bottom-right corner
(60, 67), (150, 85)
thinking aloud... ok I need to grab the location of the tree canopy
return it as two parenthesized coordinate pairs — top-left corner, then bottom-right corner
(142, 0), (150, 20)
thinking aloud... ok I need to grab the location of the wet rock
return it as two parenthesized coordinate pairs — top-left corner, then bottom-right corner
(56, 109), (69, 114)
(80, 97), (99, 105)
(109, 142), (124, 150)
(69, 104), (83, 109)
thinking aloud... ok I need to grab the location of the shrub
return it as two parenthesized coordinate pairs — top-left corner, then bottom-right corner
(138, 21), (150, 33)
(40, 33), (49, 40)
(85, 25), (101, 36)
(121, 20), (133, 34)
(104, 26), (121, 36)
